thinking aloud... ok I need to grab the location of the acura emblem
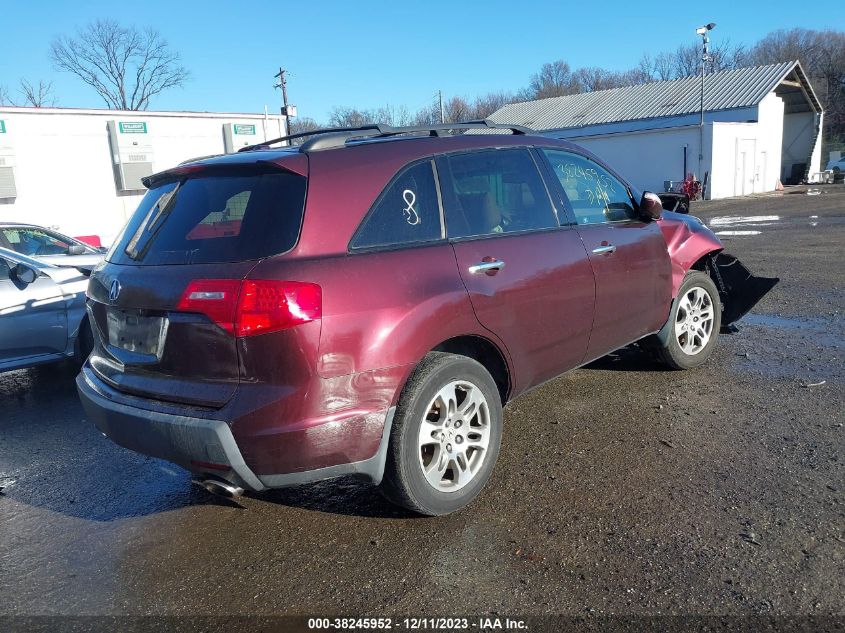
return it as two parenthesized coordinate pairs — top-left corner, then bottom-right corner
(109, 279), (121, 303)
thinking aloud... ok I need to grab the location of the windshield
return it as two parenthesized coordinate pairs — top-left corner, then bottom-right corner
(107, 169), (307, 266)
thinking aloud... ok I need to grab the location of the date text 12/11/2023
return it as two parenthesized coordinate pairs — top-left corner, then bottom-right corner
(307, 617), (529, 630)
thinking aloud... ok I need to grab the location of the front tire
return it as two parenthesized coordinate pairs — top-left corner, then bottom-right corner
(652, 271), (721, 370)
(380, 352), (503, 516)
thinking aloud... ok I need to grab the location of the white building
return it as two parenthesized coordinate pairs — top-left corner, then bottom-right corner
(0, 107), (287, 242)
(489, 61), (823, 200)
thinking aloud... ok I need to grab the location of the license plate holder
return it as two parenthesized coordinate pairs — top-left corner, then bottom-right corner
(106, 308), (167, 357)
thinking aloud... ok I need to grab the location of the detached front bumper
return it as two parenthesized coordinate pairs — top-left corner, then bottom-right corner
(707, 253), (779, 327)
(76, 366), (266, 492)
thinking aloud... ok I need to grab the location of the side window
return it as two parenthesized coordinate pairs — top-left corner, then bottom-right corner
(3, 228), (72, 256)
(351, 161), (442, 250)
(542, 150), (636, 225)
(0, 259), (10, 280)
(445, 149), (557, 238)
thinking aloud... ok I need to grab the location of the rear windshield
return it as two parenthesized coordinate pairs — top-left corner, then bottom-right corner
(107, 169), (307, 265)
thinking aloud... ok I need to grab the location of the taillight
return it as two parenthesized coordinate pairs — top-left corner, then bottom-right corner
(176, 279), (321, 337)
(177, 280), (241, 333)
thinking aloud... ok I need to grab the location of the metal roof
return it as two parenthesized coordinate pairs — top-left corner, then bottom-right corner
(489, 61), (821, 132)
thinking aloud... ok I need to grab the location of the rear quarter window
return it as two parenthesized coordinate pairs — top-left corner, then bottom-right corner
(108, 169), (307, 265)
(350, 160), (443, 250)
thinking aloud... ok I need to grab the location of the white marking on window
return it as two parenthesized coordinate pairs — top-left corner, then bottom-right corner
(402, 189), (421, 226)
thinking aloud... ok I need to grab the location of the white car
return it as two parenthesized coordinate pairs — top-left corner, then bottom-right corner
(0, 246), (93, 372)
(0, 223), (105, 271)
(826, 157), (845, 173)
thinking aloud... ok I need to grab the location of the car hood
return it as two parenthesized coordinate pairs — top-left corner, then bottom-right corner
(33, 253), (104, 270)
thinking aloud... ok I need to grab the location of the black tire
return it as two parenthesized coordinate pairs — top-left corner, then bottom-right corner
(74, 316), (94, 364)
(380, 352), (503, 516)
(651, 271), (722, 370)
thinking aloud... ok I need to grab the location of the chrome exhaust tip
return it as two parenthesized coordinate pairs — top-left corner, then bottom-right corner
(193, 478), (244, 498)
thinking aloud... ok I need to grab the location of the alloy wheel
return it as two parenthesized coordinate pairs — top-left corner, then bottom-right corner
(417, 380), (491, 492)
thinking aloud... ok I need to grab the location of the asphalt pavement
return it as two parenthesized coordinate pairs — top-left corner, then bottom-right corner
(1, 186), (843, 624)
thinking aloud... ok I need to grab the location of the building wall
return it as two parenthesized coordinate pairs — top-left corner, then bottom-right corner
(708, 122), (760, 199)
(547, 93), (802, 200)
(756, 93), (786, 192)
(781, 110), (817, 183)
(555, 125), (703, 195)
(0, 108), (285, 243)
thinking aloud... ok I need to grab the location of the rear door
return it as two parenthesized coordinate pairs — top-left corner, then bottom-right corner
(439, 148), (596, 391)
(539, 149), (671, 361)
(86, 164), (307, 407)
(0, 257), (67, 365)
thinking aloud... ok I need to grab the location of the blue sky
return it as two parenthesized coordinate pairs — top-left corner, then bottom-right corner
(1, 1), (832, 122)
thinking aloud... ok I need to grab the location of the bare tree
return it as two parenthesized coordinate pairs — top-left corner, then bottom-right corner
(638, 52), (675, 81)
(51, 19), (189, 110)
(288, 116), (321, 135)
(529, 60), (581, 99)
(0, 84), (12, 106)
(471, 91), (518, 118)
(328, 104), (412, 128)
(750, 28), (845, 150)
(19, 79), (57, 107)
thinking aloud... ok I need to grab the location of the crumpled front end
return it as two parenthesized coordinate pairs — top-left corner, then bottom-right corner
(658, 211), (779, 328)
(703, 252), (780, 327)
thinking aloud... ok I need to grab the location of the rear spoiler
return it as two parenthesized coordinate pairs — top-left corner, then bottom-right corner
(141, 155), (308, 189)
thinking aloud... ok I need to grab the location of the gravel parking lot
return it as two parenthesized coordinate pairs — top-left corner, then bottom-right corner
(1, 186), (843, 625)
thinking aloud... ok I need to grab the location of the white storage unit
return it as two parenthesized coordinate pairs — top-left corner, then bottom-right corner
(489, 61), (823, 200)
(0, 119), (18, 199)
(0, 107), (286, 243)
(107, 120), (155, 191)
(223, 122), (262, 153)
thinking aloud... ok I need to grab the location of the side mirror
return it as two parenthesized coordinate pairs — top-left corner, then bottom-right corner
(13, 263), (38, 285)
(639, 192), (663, 221)
(68, 244), (87, 255)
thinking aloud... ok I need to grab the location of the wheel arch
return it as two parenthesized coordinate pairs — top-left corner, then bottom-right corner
(431, 335), (511, 406)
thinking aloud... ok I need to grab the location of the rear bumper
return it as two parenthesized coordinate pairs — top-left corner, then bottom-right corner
(76, 366), (395, 492)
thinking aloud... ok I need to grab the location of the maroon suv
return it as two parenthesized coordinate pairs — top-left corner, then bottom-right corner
(76, 121), (776, 515)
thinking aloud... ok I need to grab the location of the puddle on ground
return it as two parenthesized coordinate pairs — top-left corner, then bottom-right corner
(742, 314), (820, 329)
(710, 215), (781, 226)
(730, 313), (844, 382)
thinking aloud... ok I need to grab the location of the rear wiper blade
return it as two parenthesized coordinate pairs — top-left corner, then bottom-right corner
(124, 187), (179, 261)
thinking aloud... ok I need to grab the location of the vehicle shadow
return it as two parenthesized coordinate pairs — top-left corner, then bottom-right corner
(583, 344), (669, 372)
(253, 477), (419, 519)
(2, 346), (665, 523)
(2, 363), (414, 521)
(0, 363), (242, 521)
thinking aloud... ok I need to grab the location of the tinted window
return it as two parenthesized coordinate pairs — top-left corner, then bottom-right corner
(351, 161), (442, 249)
(542, 150), (636, 224)
(2, 228), (73, 256)
(0, 259), (9, 280)
(108, 170), (307, 266)
(445, 149), (557, 238)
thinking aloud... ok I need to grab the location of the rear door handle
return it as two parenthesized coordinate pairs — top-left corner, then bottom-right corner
(592, 244), (617, 255)
(468, 259), (506, 274)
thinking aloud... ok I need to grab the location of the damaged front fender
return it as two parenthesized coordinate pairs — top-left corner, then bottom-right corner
(658, 211), (779, 331)
(705, 252), (779, 328)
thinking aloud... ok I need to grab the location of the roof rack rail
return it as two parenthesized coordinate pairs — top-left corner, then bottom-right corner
(238, 119), (533, 153)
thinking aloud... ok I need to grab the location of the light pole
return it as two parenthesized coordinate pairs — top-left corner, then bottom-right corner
(696, 22), (716, 194)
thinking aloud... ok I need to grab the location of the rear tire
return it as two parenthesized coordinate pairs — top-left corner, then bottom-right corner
(651, 271), (721, 370)
(380, 352), (502, 516)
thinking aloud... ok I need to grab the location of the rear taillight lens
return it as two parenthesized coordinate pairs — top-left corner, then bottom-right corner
(177, 279), (321, 337)
(177, 280), (241, 333)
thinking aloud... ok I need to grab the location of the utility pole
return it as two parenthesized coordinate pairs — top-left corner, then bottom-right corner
(274, 68), (292, 141)
(438, 90), (445, 124)
(696, 23), (716, 189)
